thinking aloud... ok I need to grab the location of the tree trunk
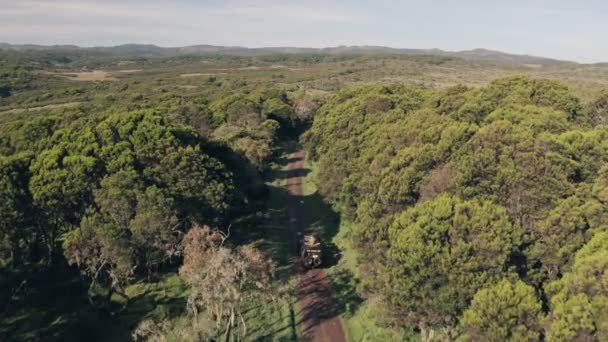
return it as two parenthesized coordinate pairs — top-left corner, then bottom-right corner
(223, 308), (237, 342)
(113, 285), (129, 302)
(224, 308), (233, 342)
(87, 277), (99, 308)
(239, 310), (247, 339)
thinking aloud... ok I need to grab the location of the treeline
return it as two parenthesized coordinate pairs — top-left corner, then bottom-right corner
(304, 75), (608, 340)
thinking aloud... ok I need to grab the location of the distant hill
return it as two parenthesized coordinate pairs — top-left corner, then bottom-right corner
(0, 43), (80, 51)
(0, 43), (572, 65)
(446, 48), (563, 65)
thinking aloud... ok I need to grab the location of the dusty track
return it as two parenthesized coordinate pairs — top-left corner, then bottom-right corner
(286, 150), (346, 342)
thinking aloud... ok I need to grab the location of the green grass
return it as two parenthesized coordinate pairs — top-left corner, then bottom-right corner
(300, 158), (342, 267)
(237, 172), (299, 341)
(326, 227), (417, 342)
(339, 303), (418, 342)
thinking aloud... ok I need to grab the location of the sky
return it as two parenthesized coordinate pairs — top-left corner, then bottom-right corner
(1, 0), (607, 63)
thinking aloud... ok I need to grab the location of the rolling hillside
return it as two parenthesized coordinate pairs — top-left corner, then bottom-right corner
(0, 43), (572, 65)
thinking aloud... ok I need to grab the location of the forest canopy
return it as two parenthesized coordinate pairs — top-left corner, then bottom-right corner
(3, 46), (608, 340)
(304, 75), (608, 339)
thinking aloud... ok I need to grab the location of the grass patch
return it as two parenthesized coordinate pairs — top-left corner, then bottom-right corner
(340, 302), (418, 342)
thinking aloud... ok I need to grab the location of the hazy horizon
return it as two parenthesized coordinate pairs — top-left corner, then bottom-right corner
(1, 0), (607, 63)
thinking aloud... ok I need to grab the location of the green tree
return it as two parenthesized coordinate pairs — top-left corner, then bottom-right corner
(528, 165), (608, 283)
(453, 120), (572, 225)
(528, 192), (608, 282)
(382, 195), (521, 330)
(262, 98), (293, 122)
(462, 279), (543, 341)
(63, 213), (135, 306)
(130, 186), (180, 278)
(545, 231), (608, 341)
(0, 153), (34, 266)
(94, 169), (141, 229)
(29, 147), (100, 262)
(209, 94), (262, 128)
(150, 145), (235, 222)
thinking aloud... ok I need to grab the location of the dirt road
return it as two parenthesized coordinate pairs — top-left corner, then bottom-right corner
(286, 150), (346, 342)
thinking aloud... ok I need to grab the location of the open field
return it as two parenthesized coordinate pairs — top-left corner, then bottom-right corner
(39, 69), (143, 82)
(114, 69), (142, 73)
(55, 70), (117, 81)
(179, 72), (226, 77)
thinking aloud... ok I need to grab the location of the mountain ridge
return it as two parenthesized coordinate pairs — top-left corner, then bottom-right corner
(0, 42), (575, 65)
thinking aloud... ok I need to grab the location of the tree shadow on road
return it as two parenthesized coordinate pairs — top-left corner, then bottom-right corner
(299, 190), (342, 268)
(231, 146), (349, 340)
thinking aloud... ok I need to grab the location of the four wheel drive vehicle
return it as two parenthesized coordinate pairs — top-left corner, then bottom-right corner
(299, 233), (322, 268)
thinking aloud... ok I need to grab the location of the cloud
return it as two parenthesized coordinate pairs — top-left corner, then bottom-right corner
(0, 0), (373, 46)
(221, 4), (371, 23)
(0, 0), (370, 23)
(0, 0), (177, 19)
(0, 0), (375, 48)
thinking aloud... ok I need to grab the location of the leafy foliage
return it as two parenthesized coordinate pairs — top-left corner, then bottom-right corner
(0, 63), (32, 97)
(0, 153), (34, 266)
(462, 279), (543, 341)
(545, 231), (608, 341)
(304, 75), (608, 336)
(384, 195), (521, 328)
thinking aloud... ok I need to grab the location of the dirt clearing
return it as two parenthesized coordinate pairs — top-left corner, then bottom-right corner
(179, 72), (226, 78)
(43, 69), (141, 81)
(114, 69), (142, 73)
(60, 70), (116, 81)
